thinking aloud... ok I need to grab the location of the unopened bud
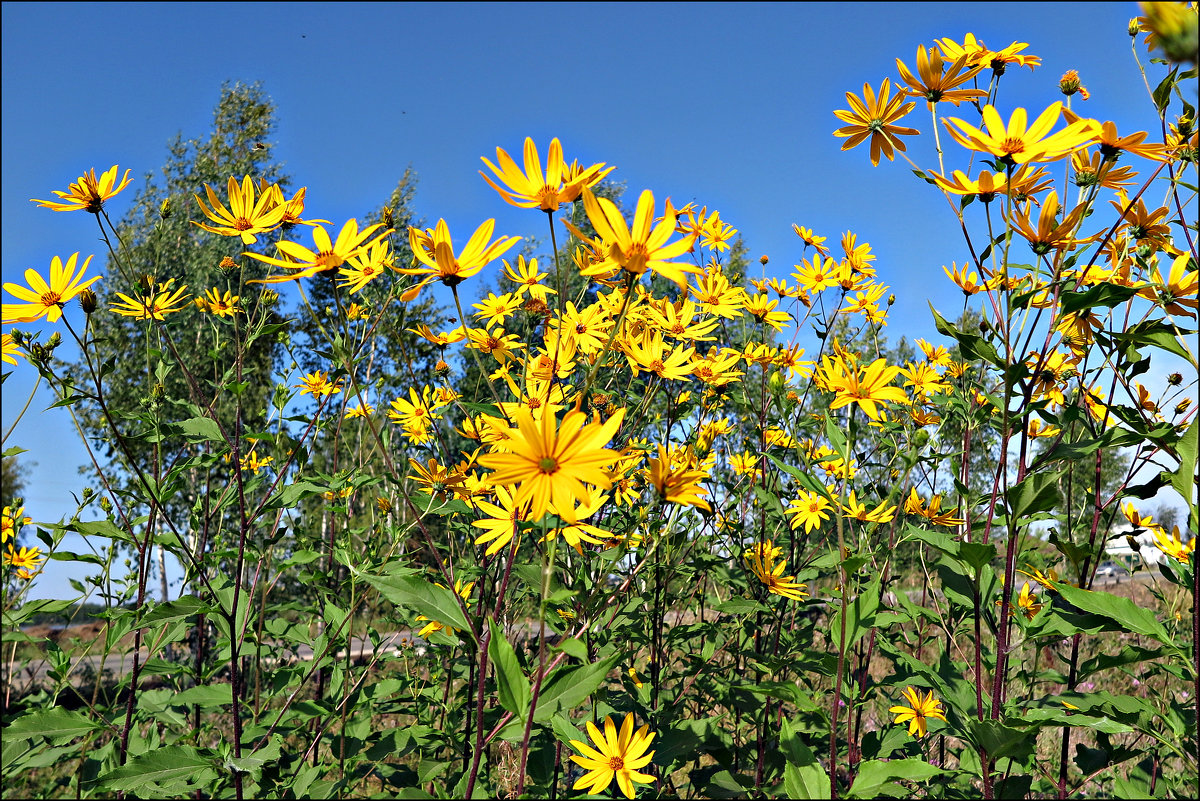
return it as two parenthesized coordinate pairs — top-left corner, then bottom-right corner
(1168, 372), (1183, 385)
(1128, 17), (1140, 36)
(434, 359), (450, 378)
(219, 256), (238, 275)
(79, 288), (98, 315)
(381, 207), (395, 228)
(1126, 534), (1141, 551)
(1059, 70), (1082, 96)
(45, 332), (62, 350)
(99, 495), (112, 513)
(260, 289), (280, 306)
(151, 383), (165, 401)
(1176, 398), (1193, 415)
(138, 274), (154, 292)
(377, 496), (392, 514)
(759, 255), (769, 265)
(159, 197), (173, 219)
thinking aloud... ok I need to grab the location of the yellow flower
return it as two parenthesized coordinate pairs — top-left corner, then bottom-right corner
(2, 506), (32, 544)
(2, 333), (22, 366)
(997, 581), (1043, 620)
(3, 253), (102, 324)
(480, 137), (613, 212)
(889, 686), (948, 738)
(194, 288), (242, 317)
(943, 102), (1096, 166)
(792, 224), (830, 256)
(3, 544), (45, 580)
(344, 400), (374, 419)
(479, 407), (625, 523)
(896, 46), (987, 107)
(822, 357), (908, 422)
(472, 485), (529, 556)
(502, 255), (556, 302)
(645, 445), (712, 512)
(787, 490), (832, 533)
(1137, 252), (1198, 318)
(31, 165), (132, 213)
(832, 79), (920, 166)
(295, 370), (342, 398)
(110, 278), (190, 320)
(1153, 525), (1194, 563)
(247, 219), (391, 284)
(569, 714), (656, 799)
(407, 323), (466, 347)
(337, 239), (394, 294)
(400, 219), (521, 301)
(745, 541), (809, 601)
(568, 188), (699, 289)
(193, 176), (287, 244)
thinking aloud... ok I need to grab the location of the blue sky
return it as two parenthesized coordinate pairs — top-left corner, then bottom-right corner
(2, 1), (1178, 598)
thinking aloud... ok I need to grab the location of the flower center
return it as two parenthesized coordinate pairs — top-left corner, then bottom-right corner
(538, 456), (559, 474)
(234, 217), (254, 231)
(607, 756), (625, 771)
(623, 243), (650, 275)
(315, 250), (345, 270)
(39, 291), (63, 307)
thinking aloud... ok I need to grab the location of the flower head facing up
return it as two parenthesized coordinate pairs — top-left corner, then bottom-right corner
(193, 176), (288, 244)
(400, 219), (521, 301)
(889, 686), (948, 738)
(566, 188), (699, 289)
(833, 79), (920, 166)
(246, 219), (391, 285)
(943, 102), (1097, 166)
(569, 713), (656, 799)
(32, 165), (132, 213)
(480, 137), (614, 212)
(3, 253), (102, 324)
(479, 407), (624, 523)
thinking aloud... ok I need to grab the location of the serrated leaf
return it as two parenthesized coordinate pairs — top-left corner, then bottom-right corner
(176, 416), (224, 444)
(93, 746), (215, 791)
(362, 569), (474, 644)
(848, 758), (944, 798)
(5, 708), (101, 741)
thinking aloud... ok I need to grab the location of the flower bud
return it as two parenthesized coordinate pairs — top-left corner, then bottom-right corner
(45, 332), (62, 350)
(434, 359), (451, 378)
(759, 255), (769, 265)
(260, 289), (280, 307)
(377, 496), (392, 514)
(79, 288), (98, 315)
(1059, 70), (1082, 96)
(159, 197), (173, 219)
(1168, 372), (1183, 385)
(381, 207), (395, 228)
(1128, 17), (1140, 36)
(219, 256), (238, 275)
(99, 495), (112, 513)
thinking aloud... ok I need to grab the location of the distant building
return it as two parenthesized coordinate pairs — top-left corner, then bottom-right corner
(1103, 523), (1165, 569)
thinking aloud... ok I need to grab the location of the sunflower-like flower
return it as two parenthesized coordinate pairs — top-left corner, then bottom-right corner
(3, 544), (45, 580)
(194, 288), (241, 317)
(889, 686), (948, 738)
(833, 79), (920, 166)
(1153, 525), (1194, 563)
(566, 189), (699, 289)
(480, 137), (613, 212)
(943, 102), (1096, 166)
(568, 714), (656, 799)
(399, 219), (521, 301)
(1008, 190), (1094, 255)
(247, 219), (392, 284)
(821, 356), (907, 422)
(645, 445), (712, 512)
(193, 176), (288, 244)
(31, 165), (132, 214)
(1136, 252), (1198, 318)
(744, 540), (809, 601)
(479, 407), (625, 523)
(110, 278), (190, 320)
(896, 46), (987, 107)
(3, 253), (102, 324)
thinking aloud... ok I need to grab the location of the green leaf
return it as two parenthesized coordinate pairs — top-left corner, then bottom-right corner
(93, 746), (216, 791)
(5, 709), (101, 741)
(362, 568), (474, 645)
(1005, 470), (1062, 523)
(780, 717), (829, 799)
(1054, 583), (1177, 649)
(931, 305), (1001, 366)
(554, 637), (589, 661)
(176, 416), (224, 444)
(1166, 419), (1197, 516)
(168, 684), (233, 709)
(139, 594), (211, 627)
(534, 654), (619, 722)
(967, 719), (1035, 762)
(714, 597), (767, 615)
(1059, 282), (1139, 315)
(488, 619), (530, 719)
(828, 577), (880, 650)
(848, 758), (944, 798)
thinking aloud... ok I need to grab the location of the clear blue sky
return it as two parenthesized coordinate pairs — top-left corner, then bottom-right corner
(2, 1), (1172, 598)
